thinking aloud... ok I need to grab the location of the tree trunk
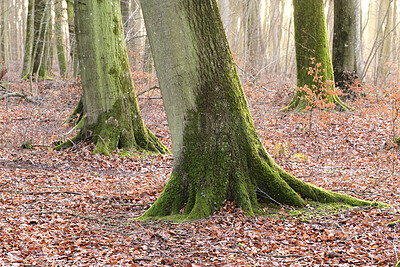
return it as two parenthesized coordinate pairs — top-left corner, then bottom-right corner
(286, 0), (350, 112)
(376, 0), (393, 87)
(139, 0), (371, 222)
(241, 0), (263, 70)
(31, 0), (50, 79)
(66, 0), (78, 77)
(332, 0), (362, 97)
(21, 0), (35, 78)
(55, 0), (68, 77)
(55, 0), (168, 156)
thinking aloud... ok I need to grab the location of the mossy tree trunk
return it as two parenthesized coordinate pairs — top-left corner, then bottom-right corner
(332, 0), (362, 93)
(21, 0), (35, 79)
(139, 0), (371, 222)
(286, 0), (350, 112)
(55, 0), (168, 156)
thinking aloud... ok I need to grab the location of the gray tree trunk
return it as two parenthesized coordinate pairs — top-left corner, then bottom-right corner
(55, 0), (68, 77)
(21, 0), (35, 78)
(332, 0), (362, 95)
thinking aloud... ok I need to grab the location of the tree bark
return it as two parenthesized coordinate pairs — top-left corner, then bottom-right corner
(55, 0), (68, 77)
(66, 0), (78, 77)
(332, 0), (362, 96)
(139, 0), (371, 222)
(31, 0), (50, 79)
(286, 0), (351, 112)
(55, 0), (168, 156)
(21, 0), (35, 78)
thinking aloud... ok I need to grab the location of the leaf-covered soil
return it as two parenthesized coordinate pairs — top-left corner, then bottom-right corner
(0, 78), (399, 266)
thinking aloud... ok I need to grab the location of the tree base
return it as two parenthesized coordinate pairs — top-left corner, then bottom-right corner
(54, 109), (169, 156)
(138, 147), (381, 222)
(282, 93), (354, 113)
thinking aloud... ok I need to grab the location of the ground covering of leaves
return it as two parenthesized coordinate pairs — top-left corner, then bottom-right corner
(1, 75), (400, 266)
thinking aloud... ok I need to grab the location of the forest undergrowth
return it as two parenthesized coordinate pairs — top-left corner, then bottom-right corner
(0, 71), (399, 266)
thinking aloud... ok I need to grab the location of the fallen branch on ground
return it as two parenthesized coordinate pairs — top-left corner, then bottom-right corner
(0, 86), (33, 102)
(30, 210), (118, 226)
(1, 190), (81, 195)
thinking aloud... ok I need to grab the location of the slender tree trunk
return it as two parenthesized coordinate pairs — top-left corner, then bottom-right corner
(0, 1), (8, 65)
(66, 0), (78, 77)
(285, 0), (350, 112)
(120, 0), (131, 35)
(241, 0), (263, 70)
(332, 0), (362, 96)
(377, 0), (393, 87)
(55, 0), (68, 77)
(21, 0), (35, 78)
(46, 0), (55, 74)
(139, 0), (371, 222)
(31, 0), (50, 79)
(55, 0), (168, 156)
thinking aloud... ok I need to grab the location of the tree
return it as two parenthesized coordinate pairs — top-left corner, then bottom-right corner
(21, 0), (35, 78)
(66, 0), (78, 77)
(332, 0), (362, 95)
(139, 0), (371, 222)
(55, 0), (168, 156)
(55, 0), (68, 77)
(27, 0), (51, 80)
(240, 0), (264, 70)
(286, 0), (350, 111)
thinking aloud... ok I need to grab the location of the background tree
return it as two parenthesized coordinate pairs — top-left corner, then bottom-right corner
(332, 0), (363, 96)
(55, 0), (68, 77)
(20, 0), (51, 80)
(21, 0), (34, 78)
(31, 0), (50, 79)
(55, 0), (168, 156)
(66, 0), (78, 77)
(139, 0), (371, 222)
(286, 0), (350, 111)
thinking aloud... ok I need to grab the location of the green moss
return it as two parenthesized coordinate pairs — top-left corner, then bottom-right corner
(261, 201), (388, 223)
(388, 220), (400, 227)
(64, 98), (84, 125)
(116, 150), (140, 158)
(21, 141), (33, 149)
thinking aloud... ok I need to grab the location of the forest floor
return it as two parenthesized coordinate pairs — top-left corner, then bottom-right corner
(0, 75), (400, 266)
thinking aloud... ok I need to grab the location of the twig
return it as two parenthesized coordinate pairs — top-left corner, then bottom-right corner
(256, 187), (284, 206)
(270, 254), (309, 258)
(1, 190), (81, 195)
(131, 258), (152, 262)
(137, 86), (159, 97)
(30, 211), (118, 226)
(235, 64), (274, 93)
(89, 227), (140, 236)
(138, 96), (162, 100)
(0, 181), (9, 187)
(111, 202), (153, 207)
